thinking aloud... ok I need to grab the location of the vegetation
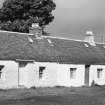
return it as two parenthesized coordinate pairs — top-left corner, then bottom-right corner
(0, 0), (56, 33)
(0, 86), (104, 105)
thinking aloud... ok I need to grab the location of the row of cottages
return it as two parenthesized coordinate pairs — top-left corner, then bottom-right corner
(0, 25), (105, 88)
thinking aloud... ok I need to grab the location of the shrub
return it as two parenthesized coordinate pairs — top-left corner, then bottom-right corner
(30, 86), (36, 89)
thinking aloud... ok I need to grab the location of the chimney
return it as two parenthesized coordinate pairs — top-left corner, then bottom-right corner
(84, 31), (95, 46)
(29, 23), (42, 37)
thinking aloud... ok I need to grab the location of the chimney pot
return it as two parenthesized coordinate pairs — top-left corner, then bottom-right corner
(84, 31), (95, 46)
(29, 23), (42, 37)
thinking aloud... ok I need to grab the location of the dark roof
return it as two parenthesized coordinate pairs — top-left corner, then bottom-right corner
(0, 30), (105, 65)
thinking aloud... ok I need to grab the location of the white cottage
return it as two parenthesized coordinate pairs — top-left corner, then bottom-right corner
(0, 27), (105, 88)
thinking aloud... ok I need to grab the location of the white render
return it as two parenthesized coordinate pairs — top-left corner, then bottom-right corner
(0, 60), (18, 89)
(17, 63), (105, 87)
(22, 63), (85, 87)
(57, 64), (85, 87)
(25, 62), (58, 87)
(0, 60), (105, 89)
(89, 65), (105, 86)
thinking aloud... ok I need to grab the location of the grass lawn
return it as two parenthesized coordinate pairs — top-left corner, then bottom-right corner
(0, 86), (105, 105)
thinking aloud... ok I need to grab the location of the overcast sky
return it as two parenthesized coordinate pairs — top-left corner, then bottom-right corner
(47, 0), (105, 42)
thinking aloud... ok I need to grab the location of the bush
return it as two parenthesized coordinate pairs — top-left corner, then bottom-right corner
(55, 86), (66, 88)
(30, 86), (36, 89)
(91, 81), (101, 87)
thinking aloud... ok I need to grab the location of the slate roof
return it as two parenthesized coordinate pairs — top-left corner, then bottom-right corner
(0, 30), (105, 65)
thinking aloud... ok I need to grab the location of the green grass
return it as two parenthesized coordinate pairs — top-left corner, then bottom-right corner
(0, 86), (105, 105)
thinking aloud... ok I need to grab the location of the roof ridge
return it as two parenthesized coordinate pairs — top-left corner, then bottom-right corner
(1, 30), (105, 45)
(0, 30), (33, 36)
(43, 36), (84, 42)
(43, 36), (105, 45)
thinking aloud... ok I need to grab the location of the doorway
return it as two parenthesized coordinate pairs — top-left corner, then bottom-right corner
(85, 65), (90, 86)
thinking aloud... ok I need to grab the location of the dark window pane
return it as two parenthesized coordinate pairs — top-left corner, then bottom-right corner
(70, 68), (76, 79)
(39, 66), (46, 79)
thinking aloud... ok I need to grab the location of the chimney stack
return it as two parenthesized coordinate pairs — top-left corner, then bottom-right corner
(29, 23), (42, 38)
(84, 31), (95, 46)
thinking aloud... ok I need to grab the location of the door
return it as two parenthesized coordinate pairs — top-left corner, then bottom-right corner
(18, 62), (28, 87)
(85, 65), (90, 86)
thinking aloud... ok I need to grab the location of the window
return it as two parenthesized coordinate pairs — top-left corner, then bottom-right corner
(39, 66), (46, 79)
(70, 68), (76, 79)
(97, 68), (103, 78)
(0, 65), (4, 78)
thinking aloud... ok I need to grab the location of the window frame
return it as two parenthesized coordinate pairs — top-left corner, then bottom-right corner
(0, 65), (4, 79)
(70, 68), (77, 79)
(97, 68), (103, 79)
(39, 66), (46, 79)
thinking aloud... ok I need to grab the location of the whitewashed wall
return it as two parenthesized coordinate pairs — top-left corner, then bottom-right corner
(1, 60), (105, 89)
(26, 63), (85, 87)
(19, 62), (40, 88)
(0, 60), (18, 89)
(19, 62), (58, 88)
(33, 62), (58, 87)
(19, 63), (30, 87)
(89, 65), (105, 86)
(57, 64), (85, 87)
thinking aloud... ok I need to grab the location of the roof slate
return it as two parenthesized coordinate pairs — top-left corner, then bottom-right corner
(0, 30), (105, 64)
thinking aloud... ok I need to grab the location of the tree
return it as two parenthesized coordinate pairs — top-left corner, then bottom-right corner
(0, 0), (56, 33)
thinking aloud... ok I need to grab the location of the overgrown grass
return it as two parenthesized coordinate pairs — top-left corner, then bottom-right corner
(0, 86), (105, 105)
